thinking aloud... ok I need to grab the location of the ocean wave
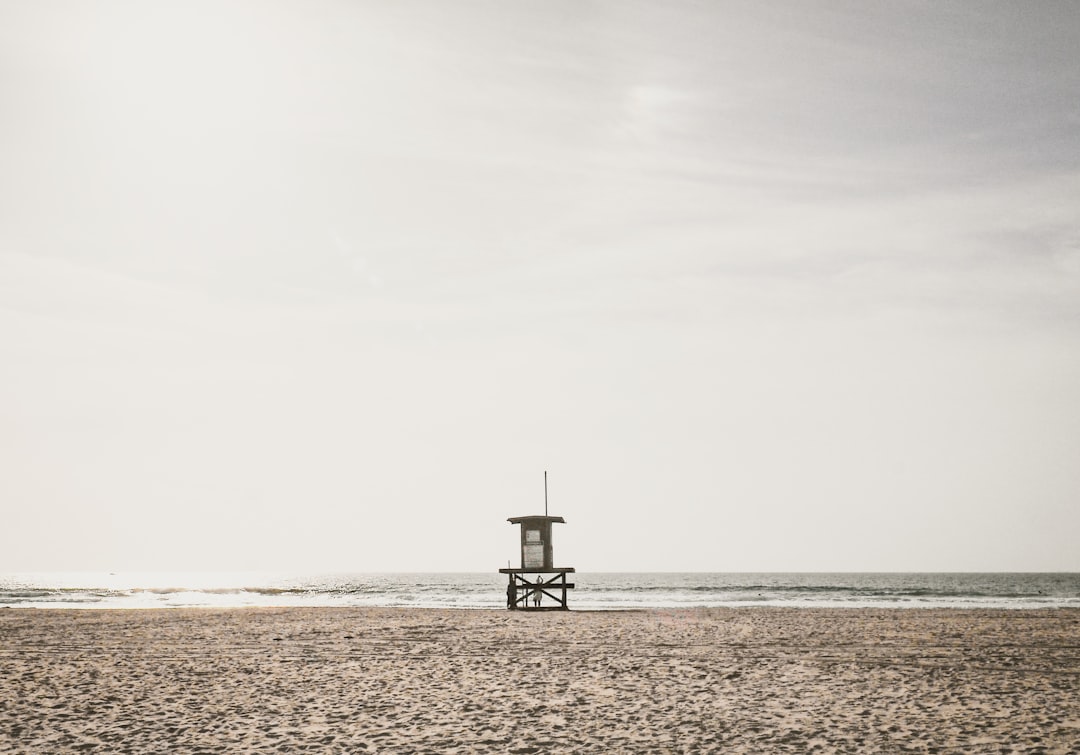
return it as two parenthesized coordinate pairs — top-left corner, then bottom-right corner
(2, 573), (1077, 610)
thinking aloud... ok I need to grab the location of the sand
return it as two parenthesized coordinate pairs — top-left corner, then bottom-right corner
(1, 607), (1077, 754)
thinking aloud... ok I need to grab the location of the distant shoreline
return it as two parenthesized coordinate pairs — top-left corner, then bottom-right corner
(5, 604), (1080, 613)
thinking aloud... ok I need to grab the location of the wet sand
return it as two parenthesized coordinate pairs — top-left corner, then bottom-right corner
(1, 607), (1078, 753)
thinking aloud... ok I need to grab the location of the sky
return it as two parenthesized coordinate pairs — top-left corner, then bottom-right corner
(2, 1), (1079, 573)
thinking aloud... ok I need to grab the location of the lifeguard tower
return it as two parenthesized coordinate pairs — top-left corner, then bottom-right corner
(499, 473), (575, 610)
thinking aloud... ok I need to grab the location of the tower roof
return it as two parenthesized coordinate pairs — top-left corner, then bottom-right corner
(507, 515), (566, 524)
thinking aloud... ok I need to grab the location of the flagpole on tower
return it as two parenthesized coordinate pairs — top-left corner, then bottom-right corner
(544, 471), (548, 517)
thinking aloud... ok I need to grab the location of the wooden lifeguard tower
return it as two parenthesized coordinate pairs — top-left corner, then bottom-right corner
(499, 472), (575, 610)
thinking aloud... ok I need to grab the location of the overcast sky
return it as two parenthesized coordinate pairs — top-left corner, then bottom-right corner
(2, 1), (1078, 573)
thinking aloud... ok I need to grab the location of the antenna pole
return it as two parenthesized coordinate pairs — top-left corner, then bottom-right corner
(544, 470), (548, 517)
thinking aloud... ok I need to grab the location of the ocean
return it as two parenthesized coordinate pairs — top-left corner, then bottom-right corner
(2, 572), (1078, 610)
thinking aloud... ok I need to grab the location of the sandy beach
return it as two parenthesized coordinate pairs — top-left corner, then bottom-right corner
(1, 607), (1077, 753)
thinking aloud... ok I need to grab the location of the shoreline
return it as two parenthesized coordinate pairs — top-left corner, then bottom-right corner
(5, 604), (1079, 613)
(3, 607), (1078, 752)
